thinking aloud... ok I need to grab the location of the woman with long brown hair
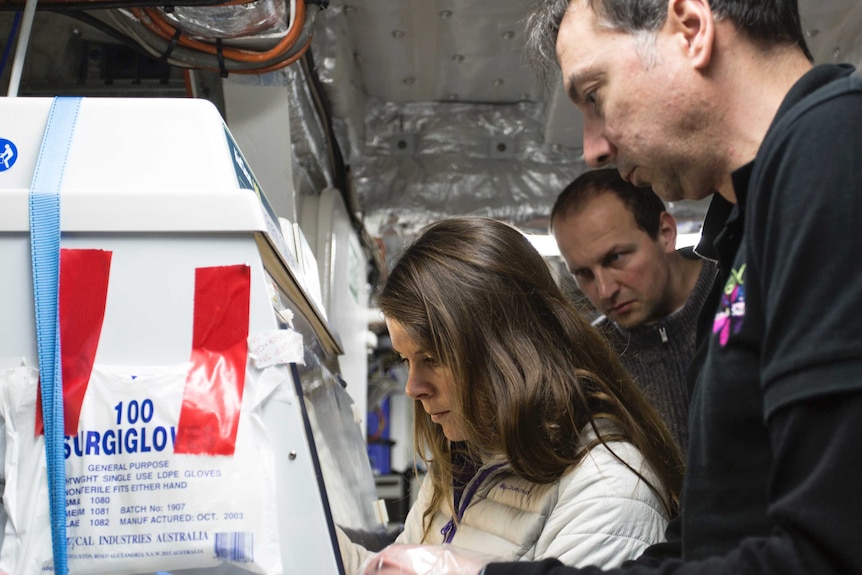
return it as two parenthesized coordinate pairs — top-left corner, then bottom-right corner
(339, 217), (683, 573)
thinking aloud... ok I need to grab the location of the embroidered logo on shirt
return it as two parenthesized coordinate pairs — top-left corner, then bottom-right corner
(713, 264), (746, 346)
(497, 482), (532, 496)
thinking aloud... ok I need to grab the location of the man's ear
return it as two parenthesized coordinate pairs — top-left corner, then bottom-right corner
(658, 211), (678, 253)
(665, 0), (714, 70)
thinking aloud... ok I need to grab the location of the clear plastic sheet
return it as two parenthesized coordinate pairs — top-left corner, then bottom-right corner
(356, 544), (492, 575)
(158, 0), (288, 40)
(299, 360), (383, 532)
(280, 284), (382, 534)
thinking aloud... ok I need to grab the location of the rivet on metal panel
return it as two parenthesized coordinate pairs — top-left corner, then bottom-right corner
(403, 77), (416, 85)
(392, 30), (405, 39)
(489, 136), (516, 159)
(452, 54), (465, 63)
(387, 133), (417, 156)
(493, 78), (504, 87)
(440, 10), (452, 19)
(289, 451), (297, 460)
(502, 30), (515, 40)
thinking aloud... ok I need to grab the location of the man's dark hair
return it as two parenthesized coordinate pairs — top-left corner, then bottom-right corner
(550, 168), (667, 239)
(526, 0), (813, 76)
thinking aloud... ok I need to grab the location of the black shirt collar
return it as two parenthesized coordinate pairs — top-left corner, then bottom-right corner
(695, 64), (857, 268)
(773, 64), (855, 123)
(695, 193), (734, 263)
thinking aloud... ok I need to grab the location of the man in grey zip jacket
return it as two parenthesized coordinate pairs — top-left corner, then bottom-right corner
(550, 169), (717, 454)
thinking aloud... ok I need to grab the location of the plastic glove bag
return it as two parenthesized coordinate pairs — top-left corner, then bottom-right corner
(0, 363), (283, 575)
(356, 544), (494, 575)
(0, 366), (50, 575)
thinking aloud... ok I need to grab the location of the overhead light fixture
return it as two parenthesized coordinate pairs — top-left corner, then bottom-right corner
(523, 233), (561, 257)
(524, 229), (703, 258)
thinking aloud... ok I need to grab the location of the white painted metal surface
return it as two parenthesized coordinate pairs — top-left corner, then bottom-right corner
(0, 97), (352, 575)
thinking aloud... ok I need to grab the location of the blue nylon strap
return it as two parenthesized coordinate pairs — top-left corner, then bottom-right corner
(30, 95), (82, 575)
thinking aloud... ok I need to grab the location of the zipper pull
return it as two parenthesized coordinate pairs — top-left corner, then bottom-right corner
(440, 518), (455, 543)
(658, 325), (668, 343)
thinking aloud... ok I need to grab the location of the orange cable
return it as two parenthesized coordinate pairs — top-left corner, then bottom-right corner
(131, 0), (304, 63)
(194, 32), (311, 74)
(143, 0), (305, 62)
(216, 0), (263, 6)
(183, 68), (193, 96)
(229, 34), (311, 73)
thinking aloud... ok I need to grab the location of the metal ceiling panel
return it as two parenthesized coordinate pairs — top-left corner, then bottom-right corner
(335, 0), (540, 103)
(312, 0), (862, 245)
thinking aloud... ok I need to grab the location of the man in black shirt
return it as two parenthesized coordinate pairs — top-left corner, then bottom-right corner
(358, 0), (862, 574)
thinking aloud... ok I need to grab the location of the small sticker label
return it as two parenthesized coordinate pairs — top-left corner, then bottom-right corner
(0, 138), (18, 172)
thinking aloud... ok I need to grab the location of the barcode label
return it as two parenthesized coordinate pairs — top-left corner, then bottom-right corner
(214, 531), (254, 563)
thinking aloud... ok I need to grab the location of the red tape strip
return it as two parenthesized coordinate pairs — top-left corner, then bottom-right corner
(174, 265), (251, 455)
(36, 248), (112, 436)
